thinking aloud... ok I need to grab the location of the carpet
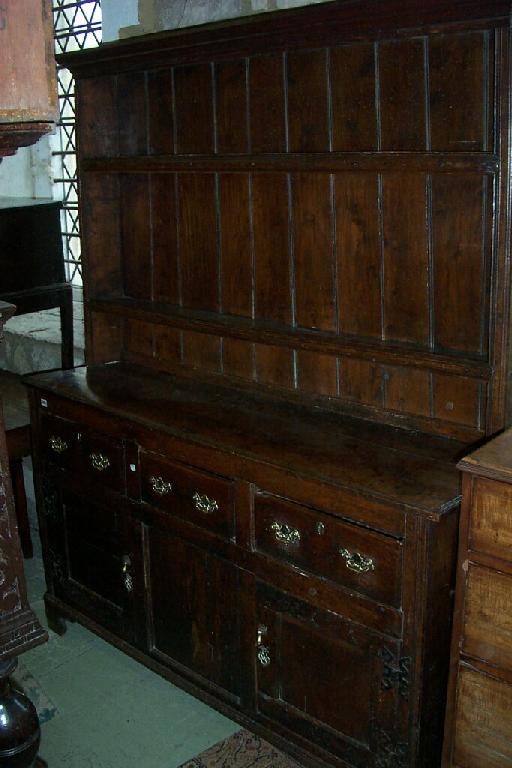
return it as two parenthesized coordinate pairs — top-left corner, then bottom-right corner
(178, 729), (303, 768)
(13, 660), (57, 725)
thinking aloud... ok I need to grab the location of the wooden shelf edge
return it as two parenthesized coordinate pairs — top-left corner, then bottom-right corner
(89, 296), (491, 380)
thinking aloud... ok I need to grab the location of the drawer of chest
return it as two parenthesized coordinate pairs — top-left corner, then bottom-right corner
(254, 494), (402, 607)
(470, 477), (512, 561)
(40, 413), (126, 494)
(140, 452), (235, 539)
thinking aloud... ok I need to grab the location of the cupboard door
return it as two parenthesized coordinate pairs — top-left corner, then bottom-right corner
(255, 583), (407, 768)
(146, 526), (241, 700)
(43, 482), (144, 646)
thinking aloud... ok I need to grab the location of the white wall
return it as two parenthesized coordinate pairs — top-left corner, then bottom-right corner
(0, 134), (55, 200)
(102, 0), (333, 40)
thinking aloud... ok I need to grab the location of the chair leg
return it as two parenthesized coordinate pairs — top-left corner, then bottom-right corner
(9, 458), (33, 559)
(59, 286), (74, 370)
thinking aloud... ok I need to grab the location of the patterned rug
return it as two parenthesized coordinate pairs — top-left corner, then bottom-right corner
(13, 660), (57, 725)
(178, 729), (303, 768)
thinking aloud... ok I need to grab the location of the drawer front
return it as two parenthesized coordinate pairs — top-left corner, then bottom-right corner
(141, 452), (235, 539)
(463, 564), (512, 674)
(79, 431), (126, 494)
(41, 413), (126, 494)
(470, 477), (512, 561)
(453, 664), (512, 768)
(41, 414), (77, 470)
(254, 494), (402, 606)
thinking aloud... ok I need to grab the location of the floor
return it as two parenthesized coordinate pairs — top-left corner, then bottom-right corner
(21, 460), (239, 768)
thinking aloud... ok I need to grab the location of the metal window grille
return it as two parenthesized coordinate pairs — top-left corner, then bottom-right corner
(52, 0), (102, 284)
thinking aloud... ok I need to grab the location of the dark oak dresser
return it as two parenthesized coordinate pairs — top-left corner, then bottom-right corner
(25, 2), (512, 766)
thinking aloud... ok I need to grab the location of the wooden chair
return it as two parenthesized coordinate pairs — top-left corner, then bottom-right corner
(0, 371), (33, 558)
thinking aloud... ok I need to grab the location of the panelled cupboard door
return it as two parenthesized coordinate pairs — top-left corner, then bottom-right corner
(255, 583), (406, 768)
(146, 526), (242, 701)
(42, 483), (144, 646)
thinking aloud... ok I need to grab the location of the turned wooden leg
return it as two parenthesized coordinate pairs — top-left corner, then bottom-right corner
(0, 659), (42, 767)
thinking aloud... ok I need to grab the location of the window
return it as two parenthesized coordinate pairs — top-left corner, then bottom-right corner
(52, 0), (102, 284)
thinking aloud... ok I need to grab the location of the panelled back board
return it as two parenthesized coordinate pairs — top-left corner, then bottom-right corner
(67, 0), (512, 443)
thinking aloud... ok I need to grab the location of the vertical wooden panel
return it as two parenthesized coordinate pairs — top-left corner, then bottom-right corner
(430, 32), (488, 152)
(222, 338), (254, 381)
(331, 44), (377, 151)
(219, 174), (252, 317)
(252, 174), (291, 324)
(147, 69), (174, 155)
(432, 174), (487, 355)
(297, 351), (337, 397)
(216, 60), (248, 153)
(336, 173), (381, 338)
(174, 64), (213, 154)
(255, 344), (294, 389)
(81, 173), (121, 298)
(339, 359), (383, 408)
(249, 53), (286, 153)
(117, 72), (147, 155)
(382, 174), (429, 345)
(287, 49), (329, 152)
(154, 326), (182, 366)
(183, 331), (220, 373)
(120, 175), (151, 300)
(385, 367), (431, 418)
(88, 311), (122, 364)
(293, 174), (335, 331)
(124, 318), (154, 361)
(433, 374), (480, 428)
(77, 76), (118, 157)
(151, 175), (178, 305)
(379, 39), (426, 150)
(178, 174), (219, 311)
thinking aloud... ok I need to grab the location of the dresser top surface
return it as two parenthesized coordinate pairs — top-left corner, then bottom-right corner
(458, 427), (512, 482)
(26, 363), (466, 515)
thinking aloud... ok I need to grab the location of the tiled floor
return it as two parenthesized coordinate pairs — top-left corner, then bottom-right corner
(21, 462), (239, 768)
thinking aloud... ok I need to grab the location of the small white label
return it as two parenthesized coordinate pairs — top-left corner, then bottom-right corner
(40, 398), (48, 408)
(129, 463), (136, 472)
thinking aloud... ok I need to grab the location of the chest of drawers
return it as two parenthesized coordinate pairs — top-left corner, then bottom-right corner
(443, 430), (512, 767)
(27, 363), (462, 768)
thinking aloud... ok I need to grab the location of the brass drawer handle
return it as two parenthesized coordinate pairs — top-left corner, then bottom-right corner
(270, 521), (301, 545)
(257, 624), (271, 667)
(192, 492), (218, 515)
(149, 475), (173, 496)
(339, 547), (375, 574)
(122, 555), (133, 593)
(49, 435), (68, 454)
(90, 452), (110, 472)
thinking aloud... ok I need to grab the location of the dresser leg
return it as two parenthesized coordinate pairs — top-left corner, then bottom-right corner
(0, 659), (42, 767)
(45, 604), (67, 637)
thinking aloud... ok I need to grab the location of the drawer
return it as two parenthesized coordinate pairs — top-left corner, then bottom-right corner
(140, 452), (235, 540)
(41, 414), (77, 470)
(470, 477), (512, 561)
(40, 413), (126, 494)
(79, 431), (126, 495)
(463, 563), (512, 673)
(254, 494), (402, 606)
(453, 665), (512, 767)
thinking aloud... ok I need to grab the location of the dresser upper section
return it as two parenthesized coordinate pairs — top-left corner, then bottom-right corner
(60, 0), (512, 442)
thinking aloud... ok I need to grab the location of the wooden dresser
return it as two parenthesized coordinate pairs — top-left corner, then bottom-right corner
(26, 1), (512, 766)
(443, 431), (512, 767)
